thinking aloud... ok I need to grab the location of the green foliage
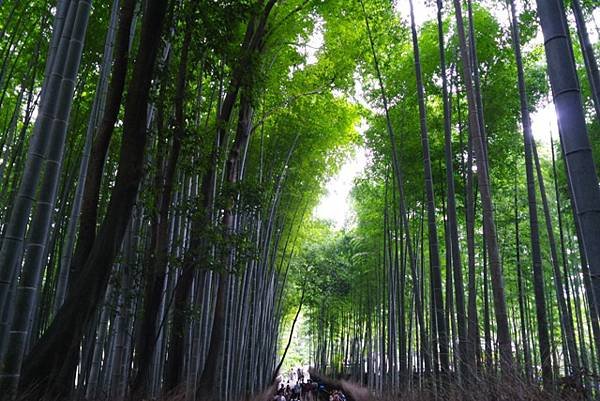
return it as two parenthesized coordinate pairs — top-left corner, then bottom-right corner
(2, 0), (600, 393)
(277, 0), (600, 381)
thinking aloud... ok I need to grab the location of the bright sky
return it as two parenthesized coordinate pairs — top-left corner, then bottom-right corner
(313, 145), (369, 229)
(312, 4), (596, 230)
(314, 105), (560, 230)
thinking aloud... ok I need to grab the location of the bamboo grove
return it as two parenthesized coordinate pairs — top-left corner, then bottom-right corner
(0, 0), (599, 401)
(285, 0), (600, 398)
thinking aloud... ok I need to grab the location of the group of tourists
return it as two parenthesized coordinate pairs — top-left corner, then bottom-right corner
(274, 380), (314, 401)
(273, 369), (347, 401)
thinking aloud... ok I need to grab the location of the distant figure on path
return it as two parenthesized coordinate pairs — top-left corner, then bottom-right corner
(274, 389), (287, 401)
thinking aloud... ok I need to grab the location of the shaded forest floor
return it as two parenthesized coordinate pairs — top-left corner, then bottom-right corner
(207, 372), (591, 401)
(47, 373), (590, 401)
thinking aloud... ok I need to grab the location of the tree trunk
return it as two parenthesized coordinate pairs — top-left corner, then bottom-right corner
(197, 3), (277, 398)
(0, 0), (92, 395)
(18, 0), (168, 397)
(436, 0), (468, 381)
(53, 0), (121, 313)
(532, 141), (580, 376)
(408, 0), (448, 375)
(359, 0), (431, 375)
(514, 185), (533, 381)
(508, 0), (553, 386)
(571, 0), (600, 121)
(70, 0), (137, 283)
(131, 9), (192, 397)
(535, 0), (600, 337)
(0, 0), (76, 325)
(452, 0), (513, 373)
(554, 136), (600, 366)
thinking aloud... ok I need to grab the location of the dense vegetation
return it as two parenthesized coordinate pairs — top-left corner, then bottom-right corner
(0, 0), (598, 400)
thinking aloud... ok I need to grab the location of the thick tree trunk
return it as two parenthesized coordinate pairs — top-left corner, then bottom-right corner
(0, 0), (76, 326)
(554, 136), (600, 366)
(535, 0), (600, 337)
(0, 0), (93, 394)
(70, 0), (137, 283)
